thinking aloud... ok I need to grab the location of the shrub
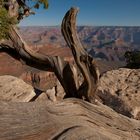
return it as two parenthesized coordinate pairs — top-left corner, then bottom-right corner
(0, 3), (17, 39)
(124, 51), (140, 69)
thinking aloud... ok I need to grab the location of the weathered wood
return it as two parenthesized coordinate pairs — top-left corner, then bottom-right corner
(0, 99), (139, 140)
(0, 7), (99, 101)
(0, 25), (78, 99)
(61, 7), (99, 102)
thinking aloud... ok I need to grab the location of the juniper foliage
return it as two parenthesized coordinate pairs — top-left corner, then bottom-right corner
(0, 0), (49, 40)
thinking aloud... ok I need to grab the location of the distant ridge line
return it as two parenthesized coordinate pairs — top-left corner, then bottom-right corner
(20, 25), (140, 28)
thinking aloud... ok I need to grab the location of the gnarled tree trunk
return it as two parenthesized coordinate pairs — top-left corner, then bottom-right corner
(61, 7), (99, 102)
(0, 98), (140, 140)
(0, 7), (99, 102)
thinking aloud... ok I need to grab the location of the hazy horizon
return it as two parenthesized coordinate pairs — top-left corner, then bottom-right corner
(20, 25), (140, 27)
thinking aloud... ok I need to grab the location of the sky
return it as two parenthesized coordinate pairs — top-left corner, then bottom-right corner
(20, 0), (140, 26)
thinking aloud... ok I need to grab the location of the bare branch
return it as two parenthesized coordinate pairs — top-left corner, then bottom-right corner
(0, 7), (99, 102)
(61, 7), (100, 102)
(0, 25), (78, 99)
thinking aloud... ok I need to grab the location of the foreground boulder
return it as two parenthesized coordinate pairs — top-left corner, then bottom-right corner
(97, 68), (140, 120)
(0, 75), (36, 102)
(0, 98), (140, 140)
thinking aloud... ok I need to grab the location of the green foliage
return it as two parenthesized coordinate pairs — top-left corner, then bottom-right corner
(0, 7), (17, 39)
(124, 51), (140, 69)
(34, 0), (49, 9)
(0, 0), (49, 40)
(0, 8), (10, 39)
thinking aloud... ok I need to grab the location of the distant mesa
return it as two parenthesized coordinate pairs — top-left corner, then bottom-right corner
(20, 26), (140, 62)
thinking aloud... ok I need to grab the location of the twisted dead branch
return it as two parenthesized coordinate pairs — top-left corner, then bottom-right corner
(0, 7), (99, 102)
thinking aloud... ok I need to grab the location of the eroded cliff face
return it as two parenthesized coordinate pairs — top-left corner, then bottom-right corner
(20, 26), (140, 62)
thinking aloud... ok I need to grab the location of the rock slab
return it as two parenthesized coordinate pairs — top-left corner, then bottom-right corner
(0, 75), (36, 102)
(97, 68), (140, 119)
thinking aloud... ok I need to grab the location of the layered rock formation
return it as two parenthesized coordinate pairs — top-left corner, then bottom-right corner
(20, 26), (140, 62)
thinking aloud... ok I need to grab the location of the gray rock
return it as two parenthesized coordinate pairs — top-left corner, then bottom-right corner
(35, 92), (49, 102)
(55, 80), (65, 101)
(46, 87), (56, 102)
(45, 80), (65, 102)
(0, 75), (36, 102)
(97, 68), (140, 119)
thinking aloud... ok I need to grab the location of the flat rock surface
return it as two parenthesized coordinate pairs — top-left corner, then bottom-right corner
(0, 98), (140, 140)
(0, 75), (36, 102)
(97, 68), (140, 119)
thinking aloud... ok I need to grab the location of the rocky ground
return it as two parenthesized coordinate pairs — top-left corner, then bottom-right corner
(0, 68), (139, 139)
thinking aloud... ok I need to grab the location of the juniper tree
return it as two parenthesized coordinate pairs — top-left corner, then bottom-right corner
(0, 0), (99, 103)
(125, 51), (140, 69)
